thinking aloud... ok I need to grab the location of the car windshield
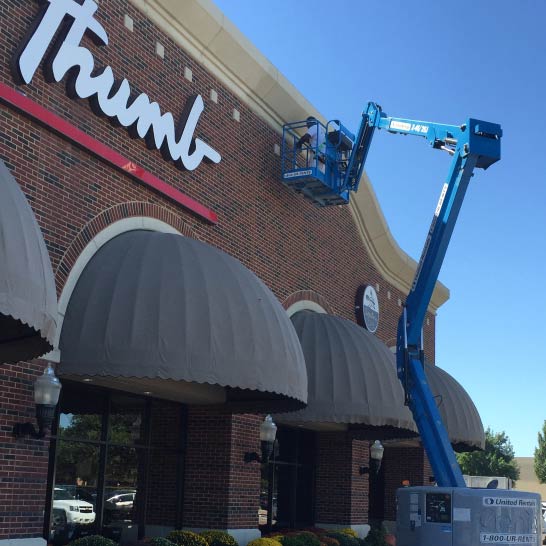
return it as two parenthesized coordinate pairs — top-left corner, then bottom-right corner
(54, 488), (75, 501)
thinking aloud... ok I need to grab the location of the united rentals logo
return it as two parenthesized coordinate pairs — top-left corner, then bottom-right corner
(483, 497), (537, 508)
(11, 0), (221, 172)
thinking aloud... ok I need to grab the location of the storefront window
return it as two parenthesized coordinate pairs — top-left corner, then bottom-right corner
(52, 442), (100, 542)
(48, 382), (185, 545)
(260, 427), (315, 530)
(58, 388), (105, 441)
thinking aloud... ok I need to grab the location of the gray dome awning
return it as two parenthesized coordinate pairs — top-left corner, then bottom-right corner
(59, 230), (307, 412)
(0, 160), (57, 362)
(425, 363), (485, 451)
(276, 311), (418, 438)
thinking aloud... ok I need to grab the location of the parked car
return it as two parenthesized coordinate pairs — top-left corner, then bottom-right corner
(71, 487), (97, 508)
(52, 487), (96, 526)
(104, 489), (136, 523)
(105, 490), (136, 508)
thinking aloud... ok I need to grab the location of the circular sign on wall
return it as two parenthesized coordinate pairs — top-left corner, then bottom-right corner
(355, 285), (379, 333)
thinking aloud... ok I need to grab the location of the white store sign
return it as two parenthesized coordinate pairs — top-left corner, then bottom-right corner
(13, 0), (221, 172)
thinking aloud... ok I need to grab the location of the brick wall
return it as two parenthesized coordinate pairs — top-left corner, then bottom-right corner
(0, 0), (437, 538)
(315, 432), (370, 525)
(183, 408), (261, 529)
(0, 360), (50, 540)
(382, 447), (432, 521)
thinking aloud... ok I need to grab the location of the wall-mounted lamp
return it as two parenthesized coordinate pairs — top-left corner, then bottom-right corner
(244, 414), (277, 463)
(359, 440), (385, 475)
(13, 363), (62, 439)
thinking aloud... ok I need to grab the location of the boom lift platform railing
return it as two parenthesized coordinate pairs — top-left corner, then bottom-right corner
(281, 102), (501, 207)
(281, 119), (355, 206)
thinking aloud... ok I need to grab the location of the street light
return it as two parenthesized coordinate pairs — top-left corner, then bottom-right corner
(360, 440), (385, 475)
(370, 439), (385, 472)
(244, 414), (278, 463)
(13, 363), (62, 439)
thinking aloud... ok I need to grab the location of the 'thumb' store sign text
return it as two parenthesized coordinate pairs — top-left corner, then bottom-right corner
(12, 0), (221, 172)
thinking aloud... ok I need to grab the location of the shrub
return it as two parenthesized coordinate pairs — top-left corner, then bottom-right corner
(200, 531), (238, 546)
(338, 530), (358, 538)
(294, 532), (321, 546)
(166, 531), (209, 546)
(247, 538), (283, 546)
(300, 529), (326, 537)
(149, 538), (176, 546)
(363, 527), (387, 546)
(321, 537), (340, 546)
(68, 536), (117, 546)
(279, 536), (305, 546)
(325, 532), (360, 546)
(280, 533), (322, 546)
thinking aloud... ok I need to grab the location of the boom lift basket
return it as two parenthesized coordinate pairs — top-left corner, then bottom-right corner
(281, 119), (355, 206)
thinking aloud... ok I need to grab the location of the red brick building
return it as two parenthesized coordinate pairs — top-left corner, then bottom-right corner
(0, 1), (484, 545)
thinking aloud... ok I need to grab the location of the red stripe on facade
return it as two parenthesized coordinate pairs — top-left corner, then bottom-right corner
(0, 82), (218, 224)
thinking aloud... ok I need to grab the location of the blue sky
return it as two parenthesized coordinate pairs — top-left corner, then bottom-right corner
(213, 0), (546, 457)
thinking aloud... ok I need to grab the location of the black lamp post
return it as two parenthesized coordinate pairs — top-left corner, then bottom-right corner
(13, 363), (62, 439)
(245, 414), (277, 463)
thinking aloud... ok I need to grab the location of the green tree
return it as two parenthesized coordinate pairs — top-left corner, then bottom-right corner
(456, 428), (520, 483)
(56, 412), (140, 487)
(534, 420), (546, 483)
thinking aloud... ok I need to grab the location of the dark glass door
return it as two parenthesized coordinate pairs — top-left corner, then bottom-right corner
(260, 427), (315, 531)
(102, 395), (146, 543)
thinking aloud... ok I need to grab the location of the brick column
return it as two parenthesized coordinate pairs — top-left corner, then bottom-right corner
(314, 432), (370, 534)
(382, 446), (432, 522)
(182, 408), (262, 543)
(0, 360), (50, 543)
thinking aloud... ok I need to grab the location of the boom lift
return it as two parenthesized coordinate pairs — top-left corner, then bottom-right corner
(282, 105), (541, 546)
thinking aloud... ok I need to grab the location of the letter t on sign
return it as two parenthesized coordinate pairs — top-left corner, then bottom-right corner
(13, 0), (108, 85)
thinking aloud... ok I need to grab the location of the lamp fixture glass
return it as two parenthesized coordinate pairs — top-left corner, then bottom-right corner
(260, 414), (277, 443)
(34, 363), (62, 405)
(370, 440), (384, 462)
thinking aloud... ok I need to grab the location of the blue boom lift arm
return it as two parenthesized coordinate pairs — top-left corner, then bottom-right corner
(354, 102), (502, 488)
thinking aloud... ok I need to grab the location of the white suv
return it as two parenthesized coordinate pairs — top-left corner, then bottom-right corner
(53, 487), (96, 526)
